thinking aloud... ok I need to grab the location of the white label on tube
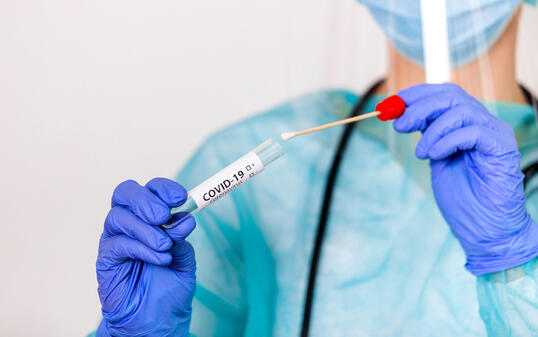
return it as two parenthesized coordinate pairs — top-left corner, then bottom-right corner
(189, 151), (264, 210)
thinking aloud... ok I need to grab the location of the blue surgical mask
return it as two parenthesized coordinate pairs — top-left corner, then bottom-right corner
(357, 0), (532, 68)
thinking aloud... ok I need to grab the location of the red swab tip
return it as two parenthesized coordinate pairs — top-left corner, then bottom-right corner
(376, 95), (406, 121)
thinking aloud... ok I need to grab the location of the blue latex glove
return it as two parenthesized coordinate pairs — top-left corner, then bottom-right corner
(394, 83), (538, 275)
(96, 178), (196, 336)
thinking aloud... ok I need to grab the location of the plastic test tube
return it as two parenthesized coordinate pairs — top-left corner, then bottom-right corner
(164, 138), (283, 227)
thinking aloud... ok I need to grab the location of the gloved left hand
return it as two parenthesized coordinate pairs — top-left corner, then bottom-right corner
(394, 83), (538, 275)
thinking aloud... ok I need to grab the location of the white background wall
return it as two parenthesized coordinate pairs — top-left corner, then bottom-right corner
(0, 1), (536, 336)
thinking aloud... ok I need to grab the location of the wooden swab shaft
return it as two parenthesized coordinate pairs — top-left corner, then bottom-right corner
(293, 111), (380, 138)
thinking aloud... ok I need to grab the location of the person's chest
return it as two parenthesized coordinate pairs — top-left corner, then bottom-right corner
(247, 131), (485, 336)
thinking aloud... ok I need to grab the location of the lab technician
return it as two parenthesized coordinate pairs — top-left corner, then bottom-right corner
(92, 0), (538, 336)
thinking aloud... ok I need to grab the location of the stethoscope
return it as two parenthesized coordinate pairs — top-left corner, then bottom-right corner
(300, 79), (538, 337)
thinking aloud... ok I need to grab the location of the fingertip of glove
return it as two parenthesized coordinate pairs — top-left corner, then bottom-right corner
(168, 188), (188, 207)
(415, 146), (429, 160)
(146, 178), (188, 207)
(164, 214), (197, 242)
(151, 204), (171, 225)
(396, 87), (412, 104)
(392, 118), (406, 133)
(169, 213), (196, 228)
(427, 147), (443, 160)
(158, 237), (173, 251)
(159, 253), (173, 265)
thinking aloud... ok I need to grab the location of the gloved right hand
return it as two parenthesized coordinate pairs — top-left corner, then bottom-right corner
(96, 178), (196, 337)
(394, 84), (538, 275)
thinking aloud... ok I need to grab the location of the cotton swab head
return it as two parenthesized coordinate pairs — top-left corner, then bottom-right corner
(375, 95), (406, 121)
(280, 132), (297, 141)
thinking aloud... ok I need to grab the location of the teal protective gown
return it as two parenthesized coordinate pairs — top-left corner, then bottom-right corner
(179, 90), (538, 336)
(88, 90), (538, 337)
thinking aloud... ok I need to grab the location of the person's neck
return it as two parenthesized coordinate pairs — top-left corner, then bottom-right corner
(376, 8), (525, 104)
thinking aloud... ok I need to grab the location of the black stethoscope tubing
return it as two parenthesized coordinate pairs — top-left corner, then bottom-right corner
(300, 80), (538, 337)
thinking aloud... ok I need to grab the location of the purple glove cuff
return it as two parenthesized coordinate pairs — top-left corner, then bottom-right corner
(466, 218), (538, 275)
